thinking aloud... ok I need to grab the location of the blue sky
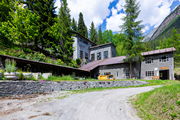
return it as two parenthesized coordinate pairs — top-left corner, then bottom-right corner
(55, 0), (180, 35)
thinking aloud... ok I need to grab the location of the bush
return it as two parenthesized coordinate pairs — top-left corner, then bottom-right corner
(5, 59), (16, 72)
(47, 75), (74, 81)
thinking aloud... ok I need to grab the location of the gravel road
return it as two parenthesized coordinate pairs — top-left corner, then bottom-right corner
(0, 86), (160, 120)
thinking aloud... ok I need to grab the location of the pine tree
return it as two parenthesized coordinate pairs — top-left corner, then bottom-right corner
(49, 0), (73, 62)
(0, 2), (40, 47)
(0, 0), (15, 46)
(78, 12), (88, 38)
(122, 0), (143, 78)
(98, 26), (103, 44)
(71, 18), (77, 31)
(89, 22), (98, 43)
(22, 0), (56, 50)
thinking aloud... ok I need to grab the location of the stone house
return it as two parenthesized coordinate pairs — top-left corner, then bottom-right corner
(72, 32), (116, 64)
(80, 47), (176, 80)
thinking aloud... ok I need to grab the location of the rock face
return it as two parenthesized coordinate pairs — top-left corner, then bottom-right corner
(147, 5), (180, 41)
(0, 80), (148, 96)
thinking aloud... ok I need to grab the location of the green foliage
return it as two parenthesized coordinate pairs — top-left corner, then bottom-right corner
(5, 59), (16, 72)
(72, 18), (77, 31)
(97, 26), (103, 44)
(47, 75), (75, 81)
(133, 81), (180, 120)
(89, 22), (98, 43)
(78, 12), (88, 38)
(0, 2), (40, 47)
(122, 0), (144, 78)
(102, 30), (113, 43)
(49, 0), (73, 62)
(23, 0), (56, 48)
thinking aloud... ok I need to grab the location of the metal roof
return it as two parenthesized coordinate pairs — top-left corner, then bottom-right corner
(80, 47), (176, 71)
(0, 54), (89, 72)
(80, 56), (126, 71)
(90, 42), (115, 49)
(141, 47), (176, 56)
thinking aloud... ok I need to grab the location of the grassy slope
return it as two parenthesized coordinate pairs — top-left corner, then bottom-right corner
(133, 81), (180, 120)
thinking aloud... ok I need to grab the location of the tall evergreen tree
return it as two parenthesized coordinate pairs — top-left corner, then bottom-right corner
(49, 0), (73, 62)
(0, 2), (40, 47)
(89, 22), (98, 43)
(78, 12), (88, 38)
(0, 0), (15, 46)
(71, 18), (77, 31)
(22, 0), (56, 51)
(98, 26), (103, 44)
(122, 0), (143, 78)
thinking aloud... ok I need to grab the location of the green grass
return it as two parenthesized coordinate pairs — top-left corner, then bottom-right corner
(71, 80), (174, 94)
(133, 80), (180, 120)
(46, 75), (97, 81)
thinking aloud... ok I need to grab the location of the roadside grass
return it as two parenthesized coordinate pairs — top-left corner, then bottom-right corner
(71, 80), (174, 94)
(132, 80), (180, 120)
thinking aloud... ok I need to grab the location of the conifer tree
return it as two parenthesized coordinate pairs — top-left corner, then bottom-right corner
(98, 26), (103, 44)
(22, 0), (56, 50)
(122, 0), (143, 78)
(71, 18), (77, 31)
(49, 0), (73, 62)
(0, 0), (15, 46)
(78, 12), (88, 38)
(89, 22), (98, 43)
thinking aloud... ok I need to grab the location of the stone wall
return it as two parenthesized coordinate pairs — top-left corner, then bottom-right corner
(0, 80), (148, 96)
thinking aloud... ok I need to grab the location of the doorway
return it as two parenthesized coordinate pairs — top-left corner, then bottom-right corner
(159, 70), (169, 80)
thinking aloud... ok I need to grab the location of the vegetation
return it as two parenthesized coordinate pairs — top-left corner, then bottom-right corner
(121, 0), (144, 78)
(49, 0), (74, 62)
(133, 81), (180, 120)
(78, 12), (88, 38)
(89, 22), (98, 43)
(5, 59), (16, 72)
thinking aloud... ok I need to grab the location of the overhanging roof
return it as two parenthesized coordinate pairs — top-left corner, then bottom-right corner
(80, 47), (176, 71)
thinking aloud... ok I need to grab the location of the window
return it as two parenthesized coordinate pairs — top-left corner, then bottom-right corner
(159, 56), (169, 62)
(145, 58), (153, 64)
(104, 51), (108, 59)
(97, 52), (101, 60)
(104, 72), (111, 75)
(124, 68), (129, 78)
(145, 71), (154, 76)
(85, 53), (88, 60)
(91, 54), (95, 61)
(80, 51), (83, 59)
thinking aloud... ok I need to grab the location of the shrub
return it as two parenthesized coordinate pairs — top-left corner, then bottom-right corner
(5, 59), (16, 72)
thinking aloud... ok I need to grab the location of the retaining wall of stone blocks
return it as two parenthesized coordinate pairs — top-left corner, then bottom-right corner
(0, 80), (148, 96)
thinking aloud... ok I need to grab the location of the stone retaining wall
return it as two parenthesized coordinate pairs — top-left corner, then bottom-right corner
(0, 80), (148, 96)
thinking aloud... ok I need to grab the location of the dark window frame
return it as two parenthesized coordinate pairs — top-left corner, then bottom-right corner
(103, 51), (108, 59)
(97, 52), (102, 60)
(91, 53), (95, 61)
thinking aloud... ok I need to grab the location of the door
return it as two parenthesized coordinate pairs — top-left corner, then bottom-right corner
(159, 70), (169, 80)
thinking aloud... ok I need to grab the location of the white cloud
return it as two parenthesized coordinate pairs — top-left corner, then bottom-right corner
(106, 8), (125, 32)
(56, 0), (113, 29)
(106, 0), (175, 32)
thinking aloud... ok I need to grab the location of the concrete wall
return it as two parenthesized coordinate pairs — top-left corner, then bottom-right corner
(73, 36), (93, 64)
(98, 63), (140, 79)
(141, 52), (174, 80)
(90, 44), (116, 61)
(0, 80), (148, 96)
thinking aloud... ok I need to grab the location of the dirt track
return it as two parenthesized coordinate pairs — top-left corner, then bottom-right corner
(0, 86), (160, 120)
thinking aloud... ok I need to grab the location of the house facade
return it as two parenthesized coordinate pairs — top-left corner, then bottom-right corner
(90, 43), (116, 61)
(73, 32), (116, 64)
(80, 48), (176, 80)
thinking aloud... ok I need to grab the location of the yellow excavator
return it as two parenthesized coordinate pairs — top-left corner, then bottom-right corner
(98, 74), (115, 80)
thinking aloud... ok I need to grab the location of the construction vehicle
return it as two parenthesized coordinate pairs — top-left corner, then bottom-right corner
(98, 74), (115, 80)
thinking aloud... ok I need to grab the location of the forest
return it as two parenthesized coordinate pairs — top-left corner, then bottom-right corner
(0, 0), (179, 68)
